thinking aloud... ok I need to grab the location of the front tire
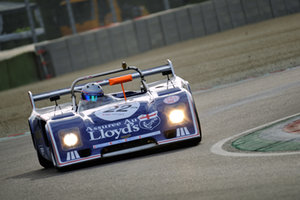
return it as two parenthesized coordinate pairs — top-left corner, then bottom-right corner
(37, 150), (53, 168)
(188, 136), (201, 146)
(190, 97), (202, 145)
(194, 107), (202, 143)
(187, 85), (202, 144)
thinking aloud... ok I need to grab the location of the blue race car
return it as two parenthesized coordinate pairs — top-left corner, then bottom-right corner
(28, 60), (201, 169)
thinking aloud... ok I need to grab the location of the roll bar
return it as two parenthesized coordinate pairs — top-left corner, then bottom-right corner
(70, 65), (148, 109)
(28, 59), (175, 111)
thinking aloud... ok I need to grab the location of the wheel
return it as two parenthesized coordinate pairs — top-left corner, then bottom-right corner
(50, 150), (57, 168)
(182, 108), (202, 147)
(188, 136), (201, 146)
(37, 149), (53, 168)
(50, 148), (66, 171)
(191, 96), (202, 144)
(187, 84), (202, 143)
(194, 106), (202, 143)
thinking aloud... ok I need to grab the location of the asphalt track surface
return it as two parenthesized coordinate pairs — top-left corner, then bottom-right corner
(1, 66), (299, 200)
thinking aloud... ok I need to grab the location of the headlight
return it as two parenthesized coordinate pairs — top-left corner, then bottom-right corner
(59, 128), (82, 150)
(63, 133), (79, 147)
(169, 109), (185, 124)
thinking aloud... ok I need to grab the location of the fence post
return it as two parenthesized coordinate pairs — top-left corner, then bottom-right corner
(65, 0), (77, 34)
(25, 0), (37, 43)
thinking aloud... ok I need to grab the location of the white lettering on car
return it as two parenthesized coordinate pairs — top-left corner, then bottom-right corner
(87, 119), (140, 141)
(94, 102), (140, 121)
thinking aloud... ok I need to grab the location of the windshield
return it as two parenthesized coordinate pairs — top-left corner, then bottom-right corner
(78, 95), (116, 112)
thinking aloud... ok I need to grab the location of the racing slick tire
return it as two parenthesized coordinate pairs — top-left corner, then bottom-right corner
(50, 149), (58, 168)
(187, 84), (202, 145)
(50, 148), (66, 171)
(188, 103), (202, 146)
(188, 135), (201, 146)
(37, 149), (53, 168)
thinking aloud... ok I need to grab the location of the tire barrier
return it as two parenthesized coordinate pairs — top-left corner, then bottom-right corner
(2, 0), (299, 91)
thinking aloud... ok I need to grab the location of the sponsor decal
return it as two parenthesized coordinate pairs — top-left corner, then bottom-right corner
(138, 111), (161, 130)
(176, 127), (190, 137)
(66, 150), (80, 161)
(87, 119), (140, 141)
(88, 111), (161, 142)
(92, 131), (161, 149)
(163, 95), (180, 104)
(94, 102), (140, 121)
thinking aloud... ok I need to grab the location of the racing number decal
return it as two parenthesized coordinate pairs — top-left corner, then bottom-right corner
(104, 105), (132, 113)
(95, 102), (140, 121)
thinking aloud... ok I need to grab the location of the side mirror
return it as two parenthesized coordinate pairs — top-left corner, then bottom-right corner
(50, 95), (60, 102)
(108, 74), (133, 85)
(109, 75), (133, 101)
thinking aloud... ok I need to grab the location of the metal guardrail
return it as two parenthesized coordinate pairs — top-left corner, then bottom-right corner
(0, 28), (44, 42)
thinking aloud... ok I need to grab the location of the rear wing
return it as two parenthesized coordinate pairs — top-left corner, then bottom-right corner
(28, 59), (176, 111)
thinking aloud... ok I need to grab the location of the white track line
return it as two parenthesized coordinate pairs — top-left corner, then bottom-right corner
(210, 113), (300, 157)
(0, 132), (30, 142)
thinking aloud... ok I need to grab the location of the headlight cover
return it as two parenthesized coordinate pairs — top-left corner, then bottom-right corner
(63, 133), (78, 147)
(59, 128), (82, 150)
(169, 109), (185, 124)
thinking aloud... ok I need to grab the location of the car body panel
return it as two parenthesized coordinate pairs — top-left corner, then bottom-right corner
(28, 61), (201, 168)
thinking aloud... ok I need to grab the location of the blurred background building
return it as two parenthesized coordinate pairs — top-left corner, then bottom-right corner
(0, 0), (206, 50)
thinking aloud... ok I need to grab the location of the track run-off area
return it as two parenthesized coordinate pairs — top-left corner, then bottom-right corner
(1, 14), (300, 200)
(1, 65), (299, 200)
